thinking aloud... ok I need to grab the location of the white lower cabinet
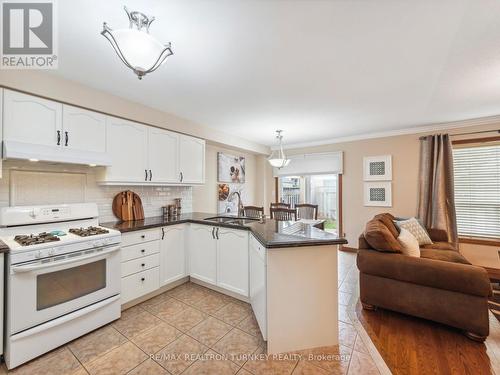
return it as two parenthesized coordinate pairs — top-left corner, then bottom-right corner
(160, 225), (187, 285)
(121, 224), (252, 305)
(120, 229), (160, 304)
(249, 234), (267, 340)
(217, 228), (249, 296)
(188, 224), (218, 285)
(187, 225), (249, 297)
(121, 267), (160, 304)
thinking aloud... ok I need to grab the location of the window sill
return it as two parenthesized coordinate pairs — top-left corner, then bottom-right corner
(459, 237), (500, 247)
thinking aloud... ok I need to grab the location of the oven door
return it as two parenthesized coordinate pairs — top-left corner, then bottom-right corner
(8, 245), (121, 334)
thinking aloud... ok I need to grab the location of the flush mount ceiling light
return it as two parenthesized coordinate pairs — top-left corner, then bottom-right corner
(268, 130), (291, 169)
(101, 6), (173, 79)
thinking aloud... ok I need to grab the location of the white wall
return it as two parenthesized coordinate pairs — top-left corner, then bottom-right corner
(192, 143), (259, 213)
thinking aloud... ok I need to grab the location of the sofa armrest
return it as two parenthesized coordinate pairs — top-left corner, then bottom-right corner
(428, 228), (449, 243)
(357, 249), (492, 297)
(358, 234), (372, 250)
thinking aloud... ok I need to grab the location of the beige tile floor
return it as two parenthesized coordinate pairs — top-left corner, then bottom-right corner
(1, 251), (380, 375)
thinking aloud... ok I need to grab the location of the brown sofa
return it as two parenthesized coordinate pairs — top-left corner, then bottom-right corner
(357, 213), (492, 341)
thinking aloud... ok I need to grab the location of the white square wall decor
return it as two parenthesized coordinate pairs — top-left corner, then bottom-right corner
(363, 155), (392, 181)
(364, 182), (392, 207)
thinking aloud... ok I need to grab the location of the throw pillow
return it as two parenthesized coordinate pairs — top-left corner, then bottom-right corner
(364, 219), (402, 252)
(397, 228), (420, 257)
(396, 217), (433, 246)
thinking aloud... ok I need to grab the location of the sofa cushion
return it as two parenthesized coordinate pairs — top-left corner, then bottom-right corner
(357, 249), (491, 297)
(397, 228), (420, 257)
(422, 242), (457, 252)
(364, 219), (402, 252)
(396, 217), (433, 245)
(374, 213), (399, 238)
(420, 248), (471, 264)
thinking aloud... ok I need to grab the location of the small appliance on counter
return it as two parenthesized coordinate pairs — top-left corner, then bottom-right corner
(0, 203), (122, 369)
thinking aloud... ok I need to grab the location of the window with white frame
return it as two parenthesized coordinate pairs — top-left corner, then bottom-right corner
(453, 144), (500, 239)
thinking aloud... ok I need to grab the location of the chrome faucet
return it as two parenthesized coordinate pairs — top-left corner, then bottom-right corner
(229, 191), (244, 217)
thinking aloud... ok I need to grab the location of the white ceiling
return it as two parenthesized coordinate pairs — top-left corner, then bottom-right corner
(52, 0), (500, 147)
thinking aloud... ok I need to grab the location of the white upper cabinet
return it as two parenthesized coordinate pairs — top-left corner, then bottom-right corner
(104, 116), (148, 182)
(62, 105), (106, 153)
(148, 128), (179, 183)
(179, 135), (205, 184)
(217, 228), (249, 297)
(3, 89), (62, 147)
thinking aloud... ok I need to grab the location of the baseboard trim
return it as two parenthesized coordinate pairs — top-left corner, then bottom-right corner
(341, 246), (358, 253)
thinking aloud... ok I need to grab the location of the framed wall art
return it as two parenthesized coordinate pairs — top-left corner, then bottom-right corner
(218, 153), (246, 183)
(364, 181), (392, 207)
(363, 155), (392, 181)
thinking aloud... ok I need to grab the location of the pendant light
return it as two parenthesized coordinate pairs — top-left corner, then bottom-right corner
(102, 6), (173, 79)
(268, 130), (290, 169)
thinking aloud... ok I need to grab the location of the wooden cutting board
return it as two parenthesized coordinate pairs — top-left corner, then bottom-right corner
(112, 190), (144, 221)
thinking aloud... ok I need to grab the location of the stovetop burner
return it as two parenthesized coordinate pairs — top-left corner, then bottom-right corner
(69, 226), (109, 237)
(14, 232), (61, 246)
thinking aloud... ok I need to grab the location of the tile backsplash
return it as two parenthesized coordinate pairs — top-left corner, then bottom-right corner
(0, 161), (192, 223)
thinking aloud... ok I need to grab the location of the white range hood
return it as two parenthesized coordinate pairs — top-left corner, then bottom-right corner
(3, 141), (112, 166)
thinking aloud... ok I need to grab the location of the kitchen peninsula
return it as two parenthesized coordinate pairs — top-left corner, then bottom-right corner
(103, 213), (347, 354)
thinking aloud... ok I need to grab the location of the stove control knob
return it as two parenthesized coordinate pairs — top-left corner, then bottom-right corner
(93, 241), (103, 248)
(48, 249), (55, 256)
(35, 250), (42, 259)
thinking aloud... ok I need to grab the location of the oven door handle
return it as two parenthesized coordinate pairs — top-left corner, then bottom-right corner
(11, 245), (121, 273)
(10, 294), (121, 342)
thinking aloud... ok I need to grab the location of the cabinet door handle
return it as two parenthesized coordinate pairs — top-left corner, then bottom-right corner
(161, 227), (165, 240)
(145, 169), (148, 181)
(64, 131), (69, 146)
(141, 277), (145, 282)
(216, 227), (219, 240)
(56, 130), (61, 145)
(141, 263), (145, 267)
(180, 172), (183, 182)
(141, 249), (145, 253)
(141, 235), (145, 239)
(149, 169), (152, 181)
(211, 227), (215, 239)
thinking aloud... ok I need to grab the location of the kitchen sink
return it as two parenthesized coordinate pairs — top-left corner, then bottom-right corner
(204, 216), (259, 225)
(204, 216), (236, 223)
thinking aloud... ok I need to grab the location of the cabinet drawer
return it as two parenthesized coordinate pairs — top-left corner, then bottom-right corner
(121, 253), (160, 277)
(121, 267), (160, 304)
(121, 229), (161, 247)
(121, 240), (160, 262)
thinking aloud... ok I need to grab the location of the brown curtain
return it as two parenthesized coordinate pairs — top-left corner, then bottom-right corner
(417, 134), (458, 245)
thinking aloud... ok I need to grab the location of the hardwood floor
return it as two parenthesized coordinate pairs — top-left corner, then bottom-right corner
(344, 248), (500, 375)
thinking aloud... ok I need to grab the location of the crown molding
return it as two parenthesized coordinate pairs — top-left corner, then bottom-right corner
(272, 115), (500, 150)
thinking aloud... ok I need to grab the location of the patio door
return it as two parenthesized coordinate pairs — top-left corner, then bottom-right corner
(278, 174), (340, 233)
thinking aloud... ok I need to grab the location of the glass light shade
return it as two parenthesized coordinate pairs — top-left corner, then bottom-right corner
(268, 158), (290, 168)
(112, 29), (167, 69)
(101, 6), (173, 80)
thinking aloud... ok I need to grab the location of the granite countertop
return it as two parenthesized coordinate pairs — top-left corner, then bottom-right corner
(101, 212), (348, 249)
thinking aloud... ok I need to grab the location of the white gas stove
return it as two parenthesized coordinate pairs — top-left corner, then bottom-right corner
(1, 203), (122, 369)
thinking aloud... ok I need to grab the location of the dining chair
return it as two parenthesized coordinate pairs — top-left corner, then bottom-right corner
(243, 206), (264, 219)
(270, 202), (291, 210)
(270, 207), (297, 221)
(296, 204), (319, 220)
